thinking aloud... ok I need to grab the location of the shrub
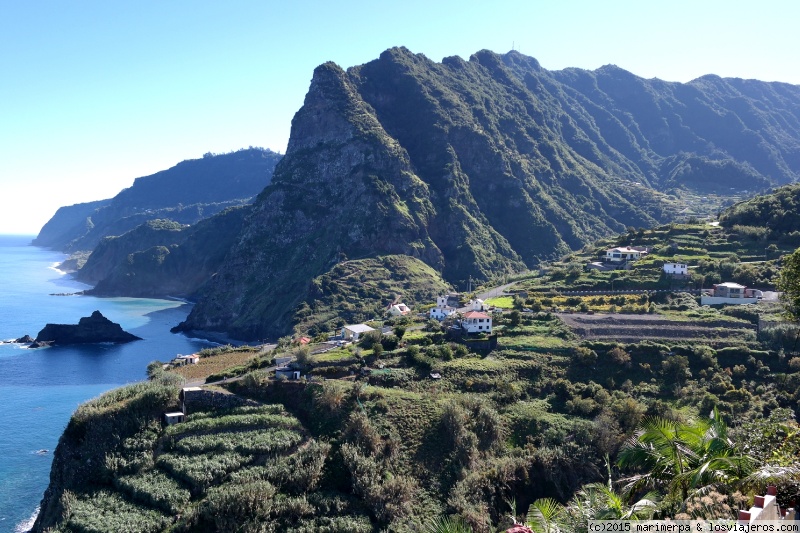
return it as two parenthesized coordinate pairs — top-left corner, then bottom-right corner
(572, 346), (597, 366)
(359, 330), (383, 350)
(380, 335), (399, 351)
(608, 346), (631, 365)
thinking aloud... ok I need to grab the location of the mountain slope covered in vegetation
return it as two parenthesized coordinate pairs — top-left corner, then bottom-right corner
(33, 148), (282, 252)
(179, 48), (800, 340)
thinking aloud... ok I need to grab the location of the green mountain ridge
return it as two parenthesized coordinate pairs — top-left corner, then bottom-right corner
(178, 48), (800, 340)
(87, 207), (251, 299)
(33, 148), (282, 252)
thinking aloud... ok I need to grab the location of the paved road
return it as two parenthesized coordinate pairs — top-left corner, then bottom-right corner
(475, 282), (517, 301)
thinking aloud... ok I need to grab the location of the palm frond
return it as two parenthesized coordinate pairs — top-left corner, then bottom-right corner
(424, 516), (474, 533)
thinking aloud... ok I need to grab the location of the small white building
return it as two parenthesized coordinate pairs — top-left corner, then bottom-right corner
(276, 368), (301, 380)
(430, 305), (456, 320)
(460, 310), (492, 334)
(430, 294), (460, 320)
(700, 282), (759, 305)
(663, 263), (688, 275)
(388, 303), (411, 317)
(604, 247), (646, 263)
(176, 354), (199, 364)
(467, 298), (487, 311)
(342, 324), (375, 341)
(163, 412), (185, 425)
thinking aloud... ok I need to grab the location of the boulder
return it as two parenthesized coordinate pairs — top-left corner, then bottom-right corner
(14, 335), (35, 343)
(34, 311), (141, 345)
(28, 340), (53, 348)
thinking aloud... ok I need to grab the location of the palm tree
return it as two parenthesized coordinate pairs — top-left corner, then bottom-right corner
(524, 498), (566, 533)
(617, 409), (754, 503)
(423, 516), (474, 533)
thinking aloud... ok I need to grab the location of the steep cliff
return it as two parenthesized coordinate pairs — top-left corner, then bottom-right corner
(76, 219), (188, 285)
(33, 148), (282, 252)
(87, 206), (250, 298)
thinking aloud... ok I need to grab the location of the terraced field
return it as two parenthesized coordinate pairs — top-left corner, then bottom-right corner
(558, 313), (756, 345)
(46, 384), (373, 532)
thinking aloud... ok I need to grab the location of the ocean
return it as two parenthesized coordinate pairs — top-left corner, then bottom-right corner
(0, 235), (215, 532)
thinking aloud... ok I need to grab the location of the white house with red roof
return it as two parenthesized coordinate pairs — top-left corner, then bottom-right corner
(460, 310), (492, 334)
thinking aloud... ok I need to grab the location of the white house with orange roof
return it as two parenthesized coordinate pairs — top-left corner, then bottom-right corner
(460, 310), (492, 334)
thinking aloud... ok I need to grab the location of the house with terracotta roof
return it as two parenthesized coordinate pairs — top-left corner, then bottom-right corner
(460, 310), (492, 334)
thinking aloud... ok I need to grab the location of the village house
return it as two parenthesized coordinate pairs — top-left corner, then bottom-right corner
(341, 324), (375, 341)
(604, 246), (647, 263)
(700, 282), (762, 305)
(387, 303), (411, 317)
(172, 353), (199, 366)
(460, 310), (492, 334)
(663, 262), (688, 275)
(467, 298), (487, 311)
(430, 295), (457, 320)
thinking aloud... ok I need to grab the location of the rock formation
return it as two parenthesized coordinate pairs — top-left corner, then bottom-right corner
(34, 311), (141, 345)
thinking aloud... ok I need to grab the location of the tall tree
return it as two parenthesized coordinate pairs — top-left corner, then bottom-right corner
(778, 248), (800, 321)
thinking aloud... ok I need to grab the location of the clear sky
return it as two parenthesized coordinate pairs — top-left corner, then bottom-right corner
(1, 0), (798, 235)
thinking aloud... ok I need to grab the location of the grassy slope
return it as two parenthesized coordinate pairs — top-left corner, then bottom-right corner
(292, 254), (451, 336)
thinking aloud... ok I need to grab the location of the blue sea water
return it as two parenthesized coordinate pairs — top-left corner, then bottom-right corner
(0, 235), (215, 532)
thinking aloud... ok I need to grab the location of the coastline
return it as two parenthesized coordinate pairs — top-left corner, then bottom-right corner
(0, 235), (221, 530)
(15, 506), (38, 533)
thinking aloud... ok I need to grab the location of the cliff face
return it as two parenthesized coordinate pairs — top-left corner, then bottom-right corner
(87, 206), (250, 298)
(179, 48), (800, 340)
(33, 148), (282, 252)
(76, 219), (187, 285)
(177, 63), (455, 339)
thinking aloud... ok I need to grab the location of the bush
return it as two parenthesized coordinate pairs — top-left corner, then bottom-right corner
(572, 346), (597, 366)
(380, 335), (399, 351)
(359, 330), (383, 350)
(608, 346), (631, 365)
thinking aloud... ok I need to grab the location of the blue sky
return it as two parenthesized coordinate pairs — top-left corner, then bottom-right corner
(1, 0), (798, 234)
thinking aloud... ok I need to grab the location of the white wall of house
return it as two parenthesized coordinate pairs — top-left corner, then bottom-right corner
(663, 263), (688, 275)
(700, 296), (758, 306)
(342, 324), (374, 341)
(430, 306), (455, 320)
(388, 304), (410, 316)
